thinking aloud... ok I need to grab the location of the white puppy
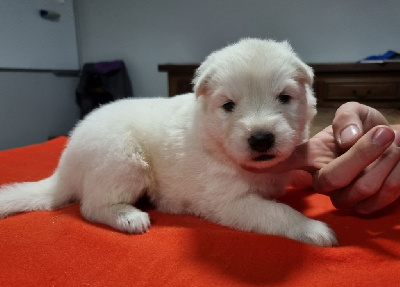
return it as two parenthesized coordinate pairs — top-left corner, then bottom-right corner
(0, 39), (337, 246)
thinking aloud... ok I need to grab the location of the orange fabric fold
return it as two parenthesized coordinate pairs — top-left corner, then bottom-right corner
(0, 137), (399, 286)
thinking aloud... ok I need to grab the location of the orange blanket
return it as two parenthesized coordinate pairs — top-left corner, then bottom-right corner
(0, 137), (399, 286)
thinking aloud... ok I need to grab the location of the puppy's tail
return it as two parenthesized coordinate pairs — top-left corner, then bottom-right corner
(0, 173), (72, 218)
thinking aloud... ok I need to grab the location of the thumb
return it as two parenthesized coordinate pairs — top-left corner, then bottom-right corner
(333, 102), (389, 149)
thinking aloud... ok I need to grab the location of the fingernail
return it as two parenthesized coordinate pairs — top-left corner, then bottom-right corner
(340, 125), (360, 144)
(372, 127), (394, 146)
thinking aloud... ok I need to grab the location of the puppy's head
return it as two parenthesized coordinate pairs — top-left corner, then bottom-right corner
(193, 38), (316, 172)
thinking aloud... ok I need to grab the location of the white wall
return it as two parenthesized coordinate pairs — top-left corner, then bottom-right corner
(0, 72), (80, 150)
(75, 0), (400, 98)
(0, 0), (81, 150)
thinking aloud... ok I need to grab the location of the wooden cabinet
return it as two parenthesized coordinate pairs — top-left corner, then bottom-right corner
(312, 63), (400, 108)
(158, 64), (198, 97)
(159, 63), (400, 108)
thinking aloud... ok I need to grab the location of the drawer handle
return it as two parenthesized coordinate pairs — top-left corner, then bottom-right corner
(352, 89), (371, 99)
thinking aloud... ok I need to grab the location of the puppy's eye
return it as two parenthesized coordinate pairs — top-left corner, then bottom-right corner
(278, 94), (291, 104)
(222, 101), (235, 112)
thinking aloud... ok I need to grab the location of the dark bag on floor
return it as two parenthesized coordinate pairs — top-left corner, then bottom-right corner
(76, 60), (133, 118)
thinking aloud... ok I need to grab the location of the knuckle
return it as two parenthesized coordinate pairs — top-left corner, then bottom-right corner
(351, 181), (375, 199)
(316, 171), (343, 192)
(381, 146), (400, 161)
(381, 179), (400, 201)
(333, 102), (359, 120)
(336, 102), (360, 114)
(330, 189), (354, 210)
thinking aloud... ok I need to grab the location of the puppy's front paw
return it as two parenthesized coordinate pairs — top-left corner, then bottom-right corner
(115, 209), (151, 234)
(291, 219), (338, 247)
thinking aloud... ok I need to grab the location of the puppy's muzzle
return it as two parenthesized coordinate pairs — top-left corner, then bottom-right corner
(248, 132), (276, 161)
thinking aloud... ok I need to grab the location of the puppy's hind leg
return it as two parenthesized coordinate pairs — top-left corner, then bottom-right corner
(79, 149), (152, 234)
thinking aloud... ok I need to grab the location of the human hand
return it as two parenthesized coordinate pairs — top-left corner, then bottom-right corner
(314, 102), (400, 214)
(266, 102), (400, 214)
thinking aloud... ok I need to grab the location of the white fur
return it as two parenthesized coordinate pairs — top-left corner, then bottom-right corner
(0, 39), (337, 246)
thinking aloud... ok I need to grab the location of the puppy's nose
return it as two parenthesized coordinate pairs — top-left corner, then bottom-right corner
(248, 132), (275, 152)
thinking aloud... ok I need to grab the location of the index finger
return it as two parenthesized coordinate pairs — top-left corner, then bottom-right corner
(314, 125), (395, 194)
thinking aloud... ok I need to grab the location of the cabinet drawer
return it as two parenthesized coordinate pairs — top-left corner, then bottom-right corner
(326, 83), (398, 100)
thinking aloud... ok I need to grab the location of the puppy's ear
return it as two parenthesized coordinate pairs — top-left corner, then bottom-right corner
(193, 66), (213, 98)
(193, 72), (209, 98)
(193, 52), (217, 97)
(296, 61), (314, 87)
(280, 40), (314, 87)
(296, 61), (316, 123)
